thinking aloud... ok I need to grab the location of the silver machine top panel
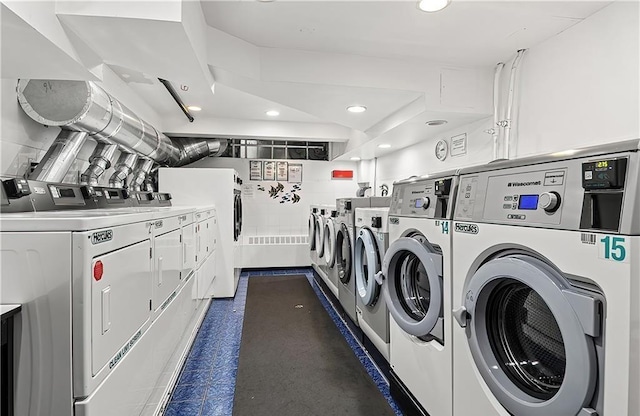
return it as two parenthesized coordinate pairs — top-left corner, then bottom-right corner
(389, 175), (458, 219)
(335, 197), (391, 225)
(455, 140), (640, 235)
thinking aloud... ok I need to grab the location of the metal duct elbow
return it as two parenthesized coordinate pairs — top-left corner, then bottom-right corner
(109, 152), (138, 188)
(171, 138), (229, 167)
(130, 159), (154, 192)
(28, 131), (88, 183)
(80, 143), (118, 186)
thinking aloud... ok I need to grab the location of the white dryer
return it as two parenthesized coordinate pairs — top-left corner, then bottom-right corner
(379, 174), (457, 416)
(159, 168), (243, 298)
(354, 207), (390, 360)
(0, 197), (203, 416)
(451, 140), (640, 416)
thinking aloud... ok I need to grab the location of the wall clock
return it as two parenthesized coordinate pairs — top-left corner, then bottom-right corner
(435, 139), (448, 161)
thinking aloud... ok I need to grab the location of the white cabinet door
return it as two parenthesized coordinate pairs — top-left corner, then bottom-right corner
(153, 229), (182, 312)
(91, 239), (152, 375)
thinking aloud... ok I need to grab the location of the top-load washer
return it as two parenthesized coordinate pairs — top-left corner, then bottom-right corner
(451, 140), (640, 416)
(335, 197), (390, 325)
(379, 173), (458, 416)
(354, 207), (391, 361)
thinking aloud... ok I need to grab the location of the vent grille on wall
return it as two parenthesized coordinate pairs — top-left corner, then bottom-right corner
(245, 235), (309, 245)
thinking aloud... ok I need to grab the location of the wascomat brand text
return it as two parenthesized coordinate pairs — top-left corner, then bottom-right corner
(507, 181), (541, 187)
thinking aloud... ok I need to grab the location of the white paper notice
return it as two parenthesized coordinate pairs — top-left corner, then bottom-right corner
(242, 184), (255, 198)
(288, 164), (302, 182)
(263, 161), (275, 180)
(250, 161), (262, 181)
(276, 161), (288, 181)
(450, 133), (467, 157)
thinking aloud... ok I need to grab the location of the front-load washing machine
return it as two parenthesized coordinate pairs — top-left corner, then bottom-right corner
(336, 197), (390, 325)
(323, 209), (340, 297)
(354, 207), (391, 361)
(379, 173), (458, 416)
(309, 205), (321, 267)
(451, 140), (640, 416)
(313, 205), (332, 284)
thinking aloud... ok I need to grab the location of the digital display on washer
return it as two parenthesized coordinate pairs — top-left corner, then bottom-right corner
(59, 188), (75, 198)
(518, 195), (539, 210)
(415, 199), (423, 208)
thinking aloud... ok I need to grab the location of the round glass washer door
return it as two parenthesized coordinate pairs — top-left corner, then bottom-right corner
(233, 194), (241, 242)
(308, 213), (318, 251)
(323, 218), (337, 267)
(315, 215), (326, 258)
(355, 227), (382, 306)
(382, 232), (443, 338)
(460, 254), (599, 416)
(335, 223), (352, 284)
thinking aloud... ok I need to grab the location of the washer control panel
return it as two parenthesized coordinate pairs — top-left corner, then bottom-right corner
(456, 168), (567, 225)
(390, 177), (455, 219)
(454, 150), (637, 232)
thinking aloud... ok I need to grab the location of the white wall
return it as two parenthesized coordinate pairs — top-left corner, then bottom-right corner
(188, 157), (359, 238)
(372, 1), (639, 188)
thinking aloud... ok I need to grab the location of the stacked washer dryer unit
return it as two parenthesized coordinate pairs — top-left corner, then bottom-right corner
(0, 181), (207, 416)
(335, 197), (390, 325)
(354, 206), (391, 360)
(451, 140), (640, 416)
(159, 168), (243, 298)
(378, 173), (458, 416)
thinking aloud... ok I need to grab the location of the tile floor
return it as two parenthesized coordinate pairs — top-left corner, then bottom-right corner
(163, 268), (401, 416)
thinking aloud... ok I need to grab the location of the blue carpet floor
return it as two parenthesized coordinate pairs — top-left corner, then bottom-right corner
(163, 268), (401, 416)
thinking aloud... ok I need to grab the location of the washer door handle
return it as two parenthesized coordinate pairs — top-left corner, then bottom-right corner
(452, 306), (468, 328)
(375, 271), (384, 285)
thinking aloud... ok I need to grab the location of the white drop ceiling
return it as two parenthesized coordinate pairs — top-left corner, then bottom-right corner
(2, 0), (612, 160)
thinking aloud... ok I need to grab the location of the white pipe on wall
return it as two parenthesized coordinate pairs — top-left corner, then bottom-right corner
(492, 62), (505, 160)
(503, 49), (527, 159)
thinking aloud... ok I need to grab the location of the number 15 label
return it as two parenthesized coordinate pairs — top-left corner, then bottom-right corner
(599, 235), (628, 262)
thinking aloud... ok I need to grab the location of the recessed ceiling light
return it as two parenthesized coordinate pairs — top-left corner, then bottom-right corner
(347, 105), (367, 113)
(121, 73), (131, 79)
(187, 106), (202, 112)
(378, 144), (391, 149)
(417, 0), (451, 12)
(350, 157), (361, 161)
(426, 119), (448, 126)
(266, 110), (280, 117)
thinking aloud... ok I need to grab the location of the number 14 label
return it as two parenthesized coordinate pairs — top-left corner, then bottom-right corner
(599, 235), (628, 262)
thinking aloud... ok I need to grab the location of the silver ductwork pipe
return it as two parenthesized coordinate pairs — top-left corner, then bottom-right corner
(80, 143), (118, 186)
(130, 159), (154, 192)
(109, 152), (138, 188)
(28, 130), (88, 182)
(17, 80), (228, 172)
(172, 138), (228, 166)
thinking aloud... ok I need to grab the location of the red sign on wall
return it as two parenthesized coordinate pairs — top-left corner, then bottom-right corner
(332, 170), (353, 179)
